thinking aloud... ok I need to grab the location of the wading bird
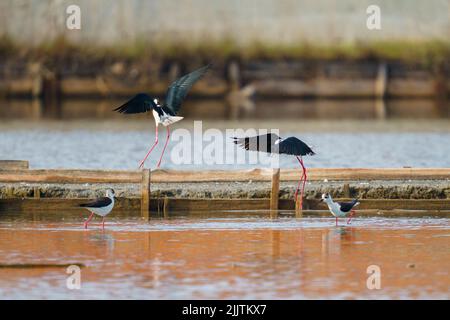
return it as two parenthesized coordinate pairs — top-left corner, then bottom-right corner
(233, 133), (315, 207)
(321, 193), (359, 226)
(114, 65), (211, 169)
(80, 189), (115, 230)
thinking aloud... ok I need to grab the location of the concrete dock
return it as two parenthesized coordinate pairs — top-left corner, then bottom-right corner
(0, 163), (449, 217)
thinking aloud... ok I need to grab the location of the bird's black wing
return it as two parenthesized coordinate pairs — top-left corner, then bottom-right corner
(164, 64), (211, 114)
(337, 200), (359, 213)
(278, 137), (315, 156)
(113, 93), (157, 114)
(79, 197), (112, 208)
(232, 133), (280, 154)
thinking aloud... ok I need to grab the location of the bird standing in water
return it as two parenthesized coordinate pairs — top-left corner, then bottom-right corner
(233, 133), (315, 208)
(114, 64), (211, 169)
(321, 193), (359, 226)
(80, 189), (115, 230)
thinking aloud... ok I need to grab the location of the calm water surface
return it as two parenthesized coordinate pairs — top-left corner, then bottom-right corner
(1, 98), (449, 169)
(0, 214), (449, 299)
(1, 128), (449, 169)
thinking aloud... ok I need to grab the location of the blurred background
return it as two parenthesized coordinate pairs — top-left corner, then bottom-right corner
(0, 0), (449, 169)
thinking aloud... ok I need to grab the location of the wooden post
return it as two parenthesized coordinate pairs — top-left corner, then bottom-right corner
(141, 169), (150, 220)
(227, 60), (241, 91)
(5, 187), (13, 199)
(227, 60), (241, 119)
(168, 63), (180, 83)
(270, 168), (280, 218)
(156, 190), (161, 216)
(295, 199), (303, 218)
(42, 71), (60, 117)
(343, 183), (350, 198)
(375, 62), (387, 119)
(33, 187), (40, 199)
(163, 197), (169, 218)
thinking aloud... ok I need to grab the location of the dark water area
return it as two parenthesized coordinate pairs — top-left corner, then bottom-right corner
(0, 98), (448, 120)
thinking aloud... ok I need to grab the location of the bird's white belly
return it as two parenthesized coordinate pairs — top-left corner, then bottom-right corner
(152, 109), (183, 127)
(88, 203), (113, 217)
(327, 203), (347, 217)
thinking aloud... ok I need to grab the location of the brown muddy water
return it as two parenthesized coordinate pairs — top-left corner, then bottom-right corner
(0, 212), (449, 299)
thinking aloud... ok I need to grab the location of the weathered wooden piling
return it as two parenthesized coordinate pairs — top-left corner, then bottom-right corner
(343, 183), (350, 198)
(295, 199), (303, 218)
(141, 169), (150, 220)
(375, 63), (388, 119)
(163, 196), (169, 218)
(270, 168), (280, 218)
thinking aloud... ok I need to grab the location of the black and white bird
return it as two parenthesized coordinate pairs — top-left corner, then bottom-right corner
(321, 193), (359, 226)
(233, 133), (315, 207)
(114, 64), (211, 169)
(80, 189), (115, 230)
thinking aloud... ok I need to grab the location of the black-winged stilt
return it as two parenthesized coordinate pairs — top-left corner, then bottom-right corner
(321, 193), (360, 226)
(232, 133), (315, 207)
(114, 64), (211, 169)
(80, 189), (115, 230)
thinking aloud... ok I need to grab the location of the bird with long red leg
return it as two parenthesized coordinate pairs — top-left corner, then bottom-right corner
(321, 193), (359, 226)
(114, 64), (211, 169)
(80, 189), (115, 230)
(232, 133), (315, 208)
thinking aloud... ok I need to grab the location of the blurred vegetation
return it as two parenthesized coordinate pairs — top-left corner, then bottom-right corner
(1, 35), (449, 69)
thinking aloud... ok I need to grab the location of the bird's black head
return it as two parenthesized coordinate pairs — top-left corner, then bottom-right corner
(106, 189), (116, 198)
(321, 193), (331, 202)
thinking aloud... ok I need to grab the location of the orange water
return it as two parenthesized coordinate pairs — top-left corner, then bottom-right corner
(0, 215), (449, 299)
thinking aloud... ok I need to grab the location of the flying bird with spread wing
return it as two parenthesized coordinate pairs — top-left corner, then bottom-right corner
(114, 64), (211, 169)
(233, 133), (315, 208)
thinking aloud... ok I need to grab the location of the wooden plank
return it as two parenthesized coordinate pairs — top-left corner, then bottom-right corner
(0, 198), (140, 212)
(0, 198), (449, 214)
(283, 168), (450, 181)
(0, 168), (448, 184)
(270, 168), (280, 215)
(0, 169), (142, 183)
(150, 168), (274, 182)
(140, 169), (150, 220)
(0, 160), (29, 170)
(151, 168), (450, 182)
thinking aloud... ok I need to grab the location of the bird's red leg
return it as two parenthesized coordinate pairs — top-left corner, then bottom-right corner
(296, 156), (307, 207)
(347, 210), (355, 224)
(102, 217), (105, 230)
(336, 217), (338, 226)
(139, 125), (159, 169)
(294, 168), (305, 201)
(156, 126), (170, 168)
(294, 157), (305, 202)
(84, 212), (94, 229)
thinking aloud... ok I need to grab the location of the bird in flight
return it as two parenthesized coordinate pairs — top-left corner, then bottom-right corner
(79, 188), (115, 230)
(233, 133), (315, 208)
(321, 193), (359, 226)
(114, 64), (211, 169)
